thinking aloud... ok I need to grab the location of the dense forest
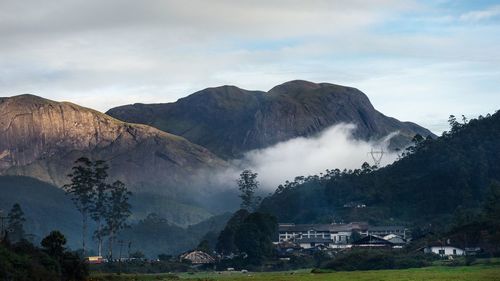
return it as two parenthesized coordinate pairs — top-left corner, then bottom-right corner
(260, 111), (500, 231)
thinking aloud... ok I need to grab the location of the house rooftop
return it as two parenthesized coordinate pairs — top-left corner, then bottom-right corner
(279, 222), (369, 232)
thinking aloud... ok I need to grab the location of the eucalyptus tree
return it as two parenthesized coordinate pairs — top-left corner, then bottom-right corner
(104, 180), (132, 259)
(7, 203), (26, 242)
(63, 157), (94, 255)
(90, 160), (109, 257)
(237, 169), (261, 211)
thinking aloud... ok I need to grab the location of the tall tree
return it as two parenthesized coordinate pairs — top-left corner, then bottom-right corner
(216, 209), (250, 255)
(105, 180), (132, 259)
(234, 212), (277, 265)
(90, 160), (109, 257)
(7, 203), (26, 242)
(63, 157), (95, 255)
(237, 170), (261, 211)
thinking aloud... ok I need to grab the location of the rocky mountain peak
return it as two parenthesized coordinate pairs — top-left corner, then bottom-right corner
(107, 81), (435, 158)
(0, 94), (225, 189)
(268, 80), (324, 95)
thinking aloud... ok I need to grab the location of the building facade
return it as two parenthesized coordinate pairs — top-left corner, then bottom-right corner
(423, 246), (465, 256)
(277, 223), (407, 249)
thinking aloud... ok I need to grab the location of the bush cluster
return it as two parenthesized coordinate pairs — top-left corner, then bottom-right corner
(320, 250), (434, 271)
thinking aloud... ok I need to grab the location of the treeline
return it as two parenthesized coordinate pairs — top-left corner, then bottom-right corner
(1, 203), (88, 280)
(259, 111), (500, 230)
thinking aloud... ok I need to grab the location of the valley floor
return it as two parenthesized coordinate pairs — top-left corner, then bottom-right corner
(90, 263), (500, 281)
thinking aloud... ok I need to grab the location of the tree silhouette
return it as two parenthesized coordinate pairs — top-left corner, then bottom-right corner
(104, 180), (132, 259)
(237, 170), (261, 211)
(63, 157), (94, 255)
(90, 160), (109, 257)
(7, 203), (26, 242)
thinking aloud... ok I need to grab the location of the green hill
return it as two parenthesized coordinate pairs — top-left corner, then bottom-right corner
(259, 111), (500, 229)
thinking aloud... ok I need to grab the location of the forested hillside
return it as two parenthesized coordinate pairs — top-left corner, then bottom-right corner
(260, 111), (500, 230)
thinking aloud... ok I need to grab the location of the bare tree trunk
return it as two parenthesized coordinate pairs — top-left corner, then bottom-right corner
(97, 220), (102, 257)
(108, 230), (114, 260)
(98, 238), (102, 257)
(110, 232), (114, 259)
(108, 236), (112, 260)
(82, 212), (87, 256)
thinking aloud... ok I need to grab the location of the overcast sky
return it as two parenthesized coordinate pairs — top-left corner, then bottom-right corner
(1, 0), (499, 133)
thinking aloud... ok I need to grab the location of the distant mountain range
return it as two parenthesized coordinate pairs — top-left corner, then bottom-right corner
(108, 80), (434, 159)
(0, 80), (436, 253)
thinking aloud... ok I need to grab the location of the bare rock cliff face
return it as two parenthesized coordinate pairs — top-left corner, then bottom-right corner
(0, 94), (225, 190)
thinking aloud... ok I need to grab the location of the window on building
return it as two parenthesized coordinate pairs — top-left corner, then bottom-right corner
(453, 249), (457, 255)
(438, 249), (445, 255)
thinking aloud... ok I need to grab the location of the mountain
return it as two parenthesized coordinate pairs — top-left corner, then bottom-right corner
(259, 111), (500, 228)
(107, 80), (434, 158)
(0, 94), (225, 191)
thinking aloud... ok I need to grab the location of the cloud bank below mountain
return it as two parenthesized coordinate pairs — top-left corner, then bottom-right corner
(203, 123), (400, 191)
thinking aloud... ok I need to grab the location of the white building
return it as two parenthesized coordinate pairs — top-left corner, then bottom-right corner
(423, 246), (465, 257)
(277, 223), (407, 249)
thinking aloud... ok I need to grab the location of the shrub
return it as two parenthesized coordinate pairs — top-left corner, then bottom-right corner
(322, 250), (432, 271)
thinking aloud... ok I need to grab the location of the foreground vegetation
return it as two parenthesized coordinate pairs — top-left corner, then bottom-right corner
(88, 262), (500, 281)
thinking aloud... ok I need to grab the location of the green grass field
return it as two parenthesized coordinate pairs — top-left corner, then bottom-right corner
(90, 263), (500, 281)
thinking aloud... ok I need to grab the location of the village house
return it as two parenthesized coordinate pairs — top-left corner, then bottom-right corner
(423, 245), (465, 256)
(366, 225), (408, 240)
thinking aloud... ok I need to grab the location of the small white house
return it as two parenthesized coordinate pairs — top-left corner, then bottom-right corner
(424, 246), (465, 257)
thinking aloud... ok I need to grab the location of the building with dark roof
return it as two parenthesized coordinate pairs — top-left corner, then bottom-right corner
(352, 235), (394, 248)
(367, 226), (407, 239)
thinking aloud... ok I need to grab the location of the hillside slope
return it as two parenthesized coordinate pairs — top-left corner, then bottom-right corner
(107, 80), (434, 158)
(259, 111), (500, 227)
(0, 175), (230, 255)
(0, 94), (225, 191)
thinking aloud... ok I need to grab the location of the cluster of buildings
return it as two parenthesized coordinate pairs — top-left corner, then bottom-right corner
(276, 222), (481, 257)
(276, 222), (408, 250)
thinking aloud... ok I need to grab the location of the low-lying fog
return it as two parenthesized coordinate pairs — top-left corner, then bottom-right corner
(198, 123), (400, 192)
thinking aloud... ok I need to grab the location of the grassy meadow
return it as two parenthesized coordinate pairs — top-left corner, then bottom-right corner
(89, 262), (500, 281)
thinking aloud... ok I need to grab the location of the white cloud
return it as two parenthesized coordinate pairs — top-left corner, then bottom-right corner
(459, 5), (500, 22)
(0, 0), (498, 135)
(203, 124), (398, 190)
